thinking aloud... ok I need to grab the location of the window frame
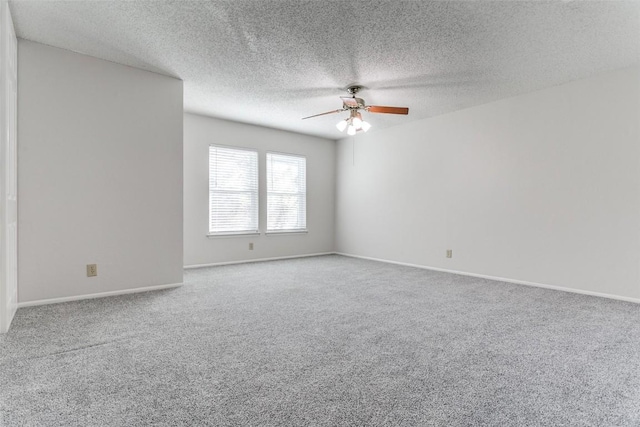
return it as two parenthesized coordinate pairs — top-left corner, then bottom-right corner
(208, 144), (260, 237)
(265, 151), (308, 234)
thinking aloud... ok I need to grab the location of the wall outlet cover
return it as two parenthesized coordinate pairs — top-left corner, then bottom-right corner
(87, 264), (97, 277)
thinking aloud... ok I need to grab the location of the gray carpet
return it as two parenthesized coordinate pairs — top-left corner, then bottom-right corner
(1, 255), (640, 426)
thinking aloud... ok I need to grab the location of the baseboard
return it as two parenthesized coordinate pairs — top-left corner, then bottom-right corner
(335, 252), (640, 304)
(184, 252), (336, 269)
(17, 282), (184, 308)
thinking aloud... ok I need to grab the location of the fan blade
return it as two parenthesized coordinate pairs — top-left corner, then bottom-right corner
(301, 109), (345, 120)
(367, 105), (409, 115)
(340, 97), (359, 108)
(341, 97), (358, 108)
(340, 96), (366, 108)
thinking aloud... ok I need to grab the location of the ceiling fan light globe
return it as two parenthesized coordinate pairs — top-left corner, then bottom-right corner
(347, 125), (357, 136)
(361, 121), (371, 132)
(336, 120), (348, 132)
(352, 117), (362, 128)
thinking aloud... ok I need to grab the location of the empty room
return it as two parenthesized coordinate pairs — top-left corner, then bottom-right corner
(1, 0), (639, 425)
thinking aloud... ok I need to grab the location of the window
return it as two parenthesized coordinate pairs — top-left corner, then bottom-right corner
(209, 145), (258, 235)
(267, 152), (306, 232)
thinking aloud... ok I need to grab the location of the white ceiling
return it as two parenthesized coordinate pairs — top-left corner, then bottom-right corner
(9, 0), (640, 140)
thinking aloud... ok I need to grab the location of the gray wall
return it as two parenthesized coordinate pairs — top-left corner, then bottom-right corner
(336, 66), (640, 301)
(18, 40), (184, 303)
(183, 113), (335, 266)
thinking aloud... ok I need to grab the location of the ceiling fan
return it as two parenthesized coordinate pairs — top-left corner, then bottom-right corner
(302, 85), (409, 135)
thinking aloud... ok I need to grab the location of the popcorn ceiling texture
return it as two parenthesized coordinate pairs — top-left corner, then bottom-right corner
(8, 0), (640, 139)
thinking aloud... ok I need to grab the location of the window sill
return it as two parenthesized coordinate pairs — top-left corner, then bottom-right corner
(207, 231), (260, 238)
(265, 230), (308, 236)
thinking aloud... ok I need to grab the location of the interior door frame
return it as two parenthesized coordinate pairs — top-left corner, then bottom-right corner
(0, 0), (18, 333)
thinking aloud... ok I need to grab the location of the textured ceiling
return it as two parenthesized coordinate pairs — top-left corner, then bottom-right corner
(9, 0), (640, 140)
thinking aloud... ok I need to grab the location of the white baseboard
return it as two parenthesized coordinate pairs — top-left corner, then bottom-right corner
(17, 282), (183, 308)
(336, 252), (640, 305)
(184, 252), (335, 269)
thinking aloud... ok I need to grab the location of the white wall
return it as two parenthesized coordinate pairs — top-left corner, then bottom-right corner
(18, 40), (184, 303)
(336, 66), (640, 300)
(184, 113), (335, 266)
(0, 0), (17, 331)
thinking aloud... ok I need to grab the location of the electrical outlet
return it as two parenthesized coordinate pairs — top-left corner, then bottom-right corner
(446, 249), (453, 258)
(249, 242), (254, 250)
(87, 264), (97, 277)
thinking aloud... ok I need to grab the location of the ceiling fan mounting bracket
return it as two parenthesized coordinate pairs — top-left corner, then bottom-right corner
(346, 85), (363, 96)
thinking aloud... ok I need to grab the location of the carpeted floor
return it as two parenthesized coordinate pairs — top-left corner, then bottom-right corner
(1, 255), (640, 426)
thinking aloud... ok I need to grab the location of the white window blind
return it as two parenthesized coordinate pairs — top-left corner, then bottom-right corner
(209, 145), (258, 234)
(267, 152), (306, 232)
